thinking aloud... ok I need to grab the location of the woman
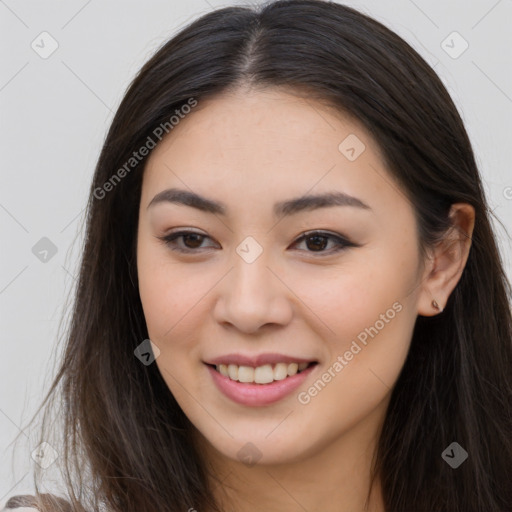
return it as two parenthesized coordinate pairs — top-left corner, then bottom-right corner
(4, 1), (511, 511)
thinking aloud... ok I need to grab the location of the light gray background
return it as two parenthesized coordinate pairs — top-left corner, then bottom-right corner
(1, 0), (511, 501)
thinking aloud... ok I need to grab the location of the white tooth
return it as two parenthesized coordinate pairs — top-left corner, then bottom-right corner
(228, 364), (239, 380)
(238, 365), (255, 383)
(219, 364), (229, 377)
(287, 363), (298, 376)
(273, 363), (288, 380)
(254, 364), (274, 384)
(298, 362), (308, 371)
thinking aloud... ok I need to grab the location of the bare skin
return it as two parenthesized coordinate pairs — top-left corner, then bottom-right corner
(136, 86), (475, 512)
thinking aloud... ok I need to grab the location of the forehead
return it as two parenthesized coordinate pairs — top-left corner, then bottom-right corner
(149, 87), (372, 164)
(141, 87), (412, 223)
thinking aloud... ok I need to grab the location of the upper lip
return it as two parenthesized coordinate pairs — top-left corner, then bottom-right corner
(205, 353), (317, 367)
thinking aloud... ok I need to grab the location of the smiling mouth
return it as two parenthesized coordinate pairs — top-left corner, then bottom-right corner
(208, 362), (318, 384)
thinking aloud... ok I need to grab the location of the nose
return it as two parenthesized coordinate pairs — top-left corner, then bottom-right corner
(212, 251), (294, 334)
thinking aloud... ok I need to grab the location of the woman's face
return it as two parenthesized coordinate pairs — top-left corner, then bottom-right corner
(137, 87), (426, 466)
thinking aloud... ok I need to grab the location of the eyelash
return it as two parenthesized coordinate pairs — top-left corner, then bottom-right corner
(157, 230), (356, 256)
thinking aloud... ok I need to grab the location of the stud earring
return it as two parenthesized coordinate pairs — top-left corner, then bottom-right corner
(432, 299), (443, 313)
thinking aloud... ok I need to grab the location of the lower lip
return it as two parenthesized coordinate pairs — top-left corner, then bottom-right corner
(206, 364), (317, 406)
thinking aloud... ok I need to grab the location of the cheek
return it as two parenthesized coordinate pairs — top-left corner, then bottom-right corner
(137, 247), (212, 400)
(290, 259), (413, 338)
(291, 242), (419, 374)
(290, 267), (416, 443)
(136, 231), (211, 341)
(138, 272), (213, 351)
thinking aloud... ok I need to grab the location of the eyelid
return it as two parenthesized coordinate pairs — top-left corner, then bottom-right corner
(294, 229), (348, 241)
(157, 228), (356, 255)
(156, 229), (218, 253)
(290, 230), (355, 254)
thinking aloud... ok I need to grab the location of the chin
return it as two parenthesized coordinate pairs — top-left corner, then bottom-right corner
(194, 417), (327, 468)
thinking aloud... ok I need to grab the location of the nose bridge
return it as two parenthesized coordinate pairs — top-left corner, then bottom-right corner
(234, 243), (272, 295)
(213, 237), (292, 332)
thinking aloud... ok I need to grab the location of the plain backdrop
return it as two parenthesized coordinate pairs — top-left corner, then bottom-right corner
(1, 0), (511, 501)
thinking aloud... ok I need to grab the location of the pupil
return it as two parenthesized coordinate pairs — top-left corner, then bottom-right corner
(184, 234), (203, 248)
(307, 235), (327, 251)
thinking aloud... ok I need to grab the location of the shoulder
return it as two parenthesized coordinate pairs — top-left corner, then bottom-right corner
(1, 494), (73, 512)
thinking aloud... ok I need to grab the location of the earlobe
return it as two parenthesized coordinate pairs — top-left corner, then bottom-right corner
(418, 294), (446, 317)
(417, 203), (475, 317)
(431, 299), (443, 313)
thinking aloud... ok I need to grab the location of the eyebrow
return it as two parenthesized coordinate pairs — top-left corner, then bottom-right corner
(147, 187), (371, 217)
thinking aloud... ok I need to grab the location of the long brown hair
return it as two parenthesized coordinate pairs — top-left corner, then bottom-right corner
(14, 1), (512, 510)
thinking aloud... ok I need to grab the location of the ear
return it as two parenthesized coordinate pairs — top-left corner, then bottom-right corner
(417, 203), (475, 317)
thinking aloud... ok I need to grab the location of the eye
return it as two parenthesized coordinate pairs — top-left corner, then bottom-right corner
(290, 230), (355, 255)
(157, 229), (356, 255)
(157, 230), (218, 253)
